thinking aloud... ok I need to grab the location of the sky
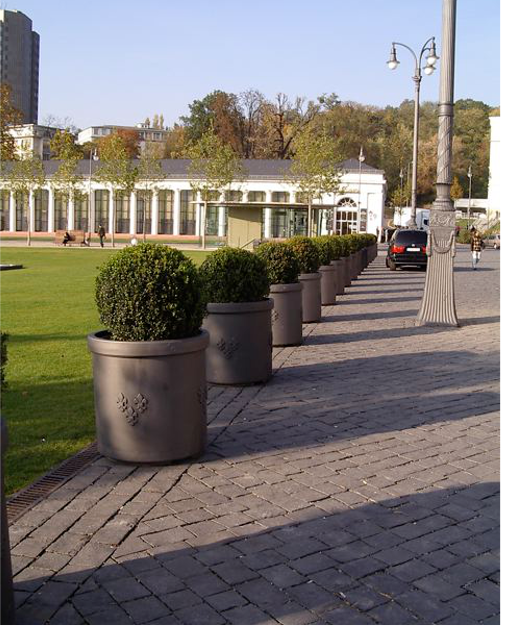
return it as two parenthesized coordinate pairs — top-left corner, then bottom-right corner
(3, 0), (501, 130)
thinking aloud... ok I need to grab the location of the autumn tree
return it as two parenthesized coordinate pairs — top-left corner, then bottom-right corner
(50, 129), (83, 233)
(290, 125), (343, 237)
(187, 127), (246, 248)
(450, 176), (463, 200)
(96, 133), (138, 246)
(99, 128), (139, 159)
(0, 83), (23, 163)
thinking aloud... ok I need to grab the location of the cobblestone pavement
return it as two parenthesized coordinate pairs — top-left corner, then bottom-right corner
(9, 245), (500, 625)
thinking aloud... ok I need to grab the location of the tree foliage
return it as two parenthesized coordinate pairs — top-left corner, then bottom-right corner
(0, 84), (23, 162)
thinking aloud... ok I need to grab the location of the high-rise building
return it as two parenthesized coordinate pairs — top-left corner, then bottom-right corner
(0, 9), (39, 124)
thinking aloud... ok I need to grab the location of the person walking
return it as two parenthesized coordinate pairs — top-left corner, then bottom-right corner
(97, 224), (106, 248)
(470, 226), (484, 270)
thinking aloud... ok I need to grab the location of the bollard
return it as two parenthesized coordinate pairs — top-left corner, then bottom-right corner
(0, 418), (14, 627)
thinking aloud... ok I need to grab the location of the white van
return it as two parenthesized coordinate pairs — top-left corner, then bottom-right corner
(394, 207), (430, 230)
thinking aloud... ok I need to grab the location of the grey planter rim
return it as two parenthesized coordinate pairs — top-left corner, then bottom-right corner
(269, 282), (303, 293)
(319, 264), (337, 272)
(206, 299), (274, 314)
(298, 272), (321, 280)
(87, 329), (210, 358)
(0, 415), (9, 459)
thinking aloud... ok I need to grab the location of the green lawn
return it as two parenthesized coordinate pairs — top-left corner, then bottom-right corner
(0, 247), (208, 495)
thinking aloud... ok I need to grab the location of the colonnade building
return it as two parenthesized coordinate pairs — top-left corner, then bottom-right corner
(0, 158), (386, 243)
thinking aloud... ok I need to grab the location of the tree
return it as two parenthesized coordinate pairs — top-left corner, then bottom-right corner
(96, 133), (138, 246)
(50, 129), (83, 234)
(137, 144), (163, 241)
(98, 128), (139, 159)
(164, 125), (188, 158)
(3, 152), (45, 245)
(450, 176), (463, 200)
(0, 83), (23, 163)
(187, 127), (246, 249)
(289, 125), (343, 237)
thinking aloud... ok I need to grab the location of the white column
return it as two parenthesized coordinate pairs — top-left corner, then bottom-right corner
(263, 207), (271, 239)
(9, 191), (16, 232)
(29, 190), (35, 232)
(47, 188), (55, 232)
(173, 188), (180, 235)
(129, 191), (137, 235)
(290, 191), (297, 204)
(109, 189), (115, 235)
(68, 196), (75, 231)
(195, 192), (201, 236)
(151, 190), (158, 235)
(242, 190), (249, 204)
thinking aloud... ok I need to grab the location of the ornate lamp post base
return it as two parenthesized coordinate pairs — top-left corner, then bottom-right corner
(416, 0), (459, 328)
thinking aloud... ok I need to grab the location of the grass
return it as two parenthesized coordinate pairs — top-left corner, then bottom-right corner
(0, 246), (208, 495)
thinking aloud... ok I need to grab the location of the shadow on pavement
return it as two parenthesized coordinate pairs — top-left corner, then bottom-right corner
(13, 482), (499, 625)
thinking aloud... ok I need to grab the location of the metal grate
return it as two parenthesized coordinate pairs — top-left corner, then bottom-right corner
(6, 442), (100, 524)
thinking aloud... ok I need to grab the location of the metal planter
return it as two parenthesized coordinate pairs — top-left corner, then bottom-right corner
(269, 282), (303, 347)
(0, 418), (14, 627)
(298, 272), (322, 323)
(203, 299), (273, 385)
(319, 265), (337, 305)
(331, 259), (346, 296)
(88, 330), (209, 463)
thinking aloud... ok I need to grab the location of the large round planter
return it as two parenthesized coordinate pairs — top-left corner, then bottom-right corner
(361, 247), (368, 270)
(269, 282), (303, 346)
(203, 299), (273, 385)
(88, 330), (209, 463)
(345, 253), (354, 285)
(331, 259), (346, 296)
(299, 272), (322, 323)
(0, 418), (14, 627)
(319, 264), (337, 305)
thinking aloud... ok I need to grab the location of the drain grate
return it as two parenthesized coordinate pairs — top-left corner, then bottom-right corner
(6, 441), (100, 524)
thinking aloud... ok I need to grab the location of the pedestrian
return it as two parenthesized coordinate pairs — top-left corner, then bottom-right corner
(470, 226), (484, 270)
(62, 230), (71, 246)
(97, 224), (106, 248)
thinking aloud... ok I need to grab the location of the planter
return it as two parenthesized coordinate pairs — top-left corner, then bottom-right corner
(299, 272), (322, 323)
(203, 299), (273, 385)
(331, 259), (346, 296)
(269, 283), (303, 346)
(361, 247), (368, 270)
(88, 330), (209, 463)
(345, 253), (354, 285)
(319, 264), (337, 305)
(0, 418), (14, 627)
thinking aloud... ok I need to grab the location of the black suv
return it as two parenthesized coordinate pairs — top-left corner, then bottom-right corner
(386, 229), (428, 271)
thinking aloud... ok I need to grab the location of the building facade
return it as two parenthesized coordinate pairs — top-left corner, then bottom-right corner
(0, 9), (39, 124)
(0, 158), (386, 239)
(6, 124), (61, 160)
(487, 116), (501, 223)
(77, 123), (168, 154)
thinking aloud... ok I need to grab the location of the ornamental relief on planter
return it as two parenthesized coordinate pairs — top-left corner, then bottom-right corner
(117, 392), (149, 426)
(216, 337), (240, 359)
(271, 309), (280, 325)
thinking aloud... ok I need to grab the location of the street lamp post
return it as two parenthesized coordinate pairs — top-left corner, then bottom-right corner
(416, 0), (459, 327)
(399, 167), (404, 225)
(387, 37), (439, 229)
(357, 146), (365, 232)
(87, 148), (98, 244)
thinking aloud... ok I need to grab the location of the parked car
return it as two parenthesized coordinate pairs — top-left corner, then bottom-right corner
(386, 229), (428, 271)
(484, 234), (500, 249)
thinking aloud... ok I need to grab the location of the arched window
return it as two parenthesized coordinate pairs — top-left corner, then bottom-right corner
(335, 197), (358, 235)
(337, 197), (357, 208)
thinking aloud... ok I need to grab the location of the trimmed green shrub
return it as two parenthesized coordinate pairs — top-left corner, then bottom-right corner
(329, 235), (348, 258)
(286, 237), (321, 274)
(312, 236), (336, 266)
(1, 332), (8, 389)
(200, 247), (270, 303)
(255, 242), (300, 286)
(95, 243), (206, 341)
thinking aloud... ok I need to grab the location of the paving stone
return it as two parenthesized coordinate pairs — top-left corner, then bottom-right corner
(122, 595), (170, 624)
(49, 602), (85, 624)
(8, 251), (500, 626)
(102, 577), (151, 603)
(175, 602), (227, 625)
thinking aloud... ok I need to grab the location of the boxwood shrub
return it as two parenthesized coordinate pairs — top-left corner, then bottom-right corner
(255, 242), (300, 285)
(1, 332), (8, 389)
(200, 247), (270, 303)
(312, 236), (336, 266)
(95, 243), (206, 342)
(286, 237), (321, 274)
(330, 235), (349, 258)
